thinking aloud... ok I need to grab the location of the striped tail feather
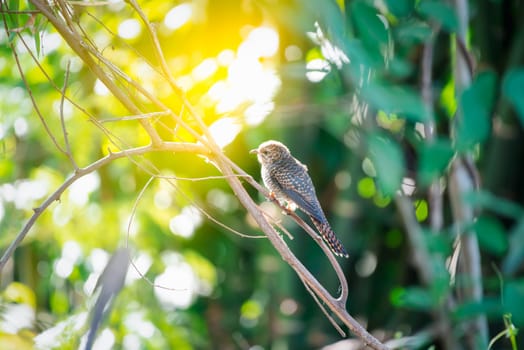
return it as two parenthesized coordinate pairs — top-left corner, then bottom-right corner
(310, 217), (349, 258)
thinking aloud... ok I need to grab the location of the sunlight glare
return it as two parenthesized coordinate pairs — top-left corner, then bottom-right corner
(126, 252), (153, 284)
(192, 58), (218, 82)
(68, 172), (100, 206)
(245, 102), (274, 126)
(94, 79), (110, 96)
(169, 206), (202, 238)
(14, 117), (29, 136)
(306, 58), (330, 83)
(91, 328), (115, 350)
(228, 57), (280, 103)
(308, 22), (349, 69)
(0, 179), (49, 210)
(176, 75), (195, 92)
(124, 312), (156, 338)
(154, 261), (196, 309)
(238, 27), (279, 59)
(217, 49), (235, 66)
(0, 304), (34, 333)
(54, 240), (83, 279)
(34, 313), (87, 349)
(118, 19), (141, 39)
(208, 117), (242, 148)
(164, 3), (193, 30)
(196, 26), (282, 125)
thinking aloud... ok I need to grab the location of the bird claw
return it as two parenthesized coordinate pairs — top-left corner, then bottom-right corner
(285, 202), (297, 212)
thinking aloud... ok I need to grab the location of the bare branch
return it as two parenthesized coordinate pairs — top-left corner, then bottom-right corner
(301, 276), (346, 337)
(449, 0), (488, 347)
(395, 195), (434, 285)
(60, 61), (79, 169)
(29, 0), (163, 146)
(213, 156), (388, 349)
(0, 142), (208, 270)
(3, 30), (66, 155)
(6, 3), (389, 348)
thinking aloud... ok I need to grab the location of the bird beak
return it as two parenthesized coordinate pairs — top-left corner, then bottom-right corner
(249, 148), (258, 155)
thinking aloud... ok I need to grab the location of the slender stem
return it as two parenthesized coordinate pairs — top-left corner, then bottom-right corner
(214, 156), (388, 350)
(450, 0), (489, 347)
(0, 143), (207, 270)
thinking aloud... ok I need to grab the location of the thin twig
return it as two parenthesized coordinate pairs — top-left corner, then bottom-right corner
(100, 111), (170, 123)
(450, 0), (489, 347)
(126, 176), (187, 291)
(301, 276), (346, 337)
(213, 155), (388, 349)
(0, 142), (208, 270)
(3, 30), (66, 155)
(13, 4), (389, 347)
(60, 60), (79, 169)
(29, 0), (163, 146)
(395, 196), (434, 285)
(419, 26), (459, 350)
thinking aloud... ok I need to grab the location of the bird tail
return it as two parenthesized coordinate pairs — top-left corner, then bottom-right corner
(310, 217), (349, 258)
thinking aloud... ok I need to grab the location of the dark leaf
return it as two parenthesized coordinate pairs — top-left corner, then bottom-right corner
(417, 0), (458, 32)
(361, 82), (427, 122)
(503, 280), (524, 327)
(455, 71), (497, 152)
(351, 1), (389, 50)
(464, 190), (524, 220)
(391, 286), (435, 310)
(384, 0), (415, 18)
(502, 68), (524, 127)
(502, 218), (524, 275)
(418, 138), (454, 186)
(473, 216), (508, 256)
(394, 21), (432, 45)
(454, 298), (503, 321)
(367, 133), (405, 196)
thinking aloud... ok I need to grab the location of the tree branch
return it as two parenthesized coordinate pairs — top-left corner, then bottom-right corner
(450, 0), (489, 347)
(0, 142), (208, 270)
(5, 3), (389, 348)
(214, 156), (387, 349)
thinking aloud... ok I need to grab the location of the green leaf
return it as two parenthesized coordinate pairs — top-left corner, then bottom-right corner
(455, 71), (497, 151)
(417, 0), (458, 32)
(361, 82), (427, 122)
(34, 31), (41, 58)
(384, 0), (415, 18)
(454, 298), (503, 321)
(351, 2), (389, 50)
(6, 0), (20, 41)
(422, 231), (452, 255)
(502, 68), (524, 127)
(391, 286), (435, 310)
(503, 280), (524, 327)
(502, 217), (524, 275)
(387, 57), (413, 78)
(418, 138), (454, 185)
(394, 21), (432, 45)
(473, 216), (508, 256)
(464, 190), (524, 220)
(367, 134), (405, 196)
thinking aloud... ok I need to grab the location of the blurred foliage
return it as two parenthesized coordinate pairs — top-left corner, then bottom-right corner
(1, 0), (524, 349)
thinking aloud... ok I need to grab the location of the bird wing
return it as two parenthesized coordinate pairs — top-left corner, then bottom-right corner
(272, 169), (325, 222)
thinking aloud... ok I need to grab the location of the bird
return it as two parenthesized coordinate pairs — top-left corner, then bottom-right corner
(250, 140), (349, 258)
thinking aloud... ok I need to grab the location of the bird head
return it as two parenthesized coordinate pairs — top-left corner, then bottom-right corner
(250, 140), (290, 164)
